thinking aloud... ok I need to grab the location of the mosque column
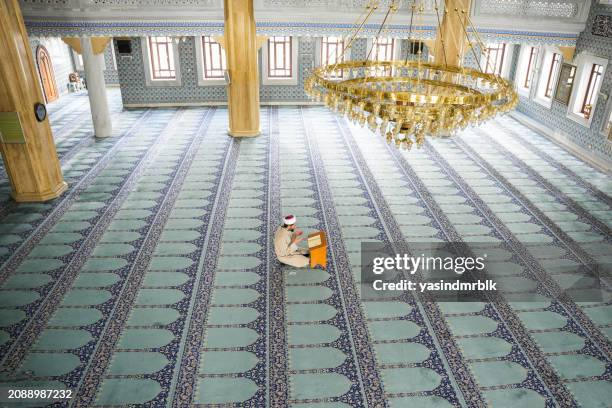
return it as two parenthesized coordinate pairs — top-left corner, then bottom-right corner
(80, 37), (112, 138)
(224, 0), (260, 137)
(433, 0), (472, 67)
(0, 0), (67, 202)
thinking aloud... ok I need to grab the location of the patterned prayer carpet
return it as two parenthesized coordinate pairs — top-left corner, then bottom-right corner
(0, 91), (610, 407)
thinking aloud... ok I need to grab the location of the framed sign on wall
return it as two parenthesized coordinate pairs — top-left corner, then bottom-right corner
(554, 63), (577, 105)
(592, 14), (612, 38)
(0, 112), (26, 144)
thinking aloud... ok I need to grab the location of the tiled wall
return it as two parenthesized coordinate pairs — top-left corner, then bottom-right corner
(399, 39), (430, 61)
(463, 44), (483, 70)
(115, 36), (414, 106)
(116, 36), (317, 105)
(508, 44), (521, 81)
(350, 38), (368, 60)
(30, 37), (74, 97)
(103, 45), (119, 85)
(259, 37), (313, 102)
(112, 10), (611, 160)
(116, 36), (223, 105)
(512, 0), (611, 159)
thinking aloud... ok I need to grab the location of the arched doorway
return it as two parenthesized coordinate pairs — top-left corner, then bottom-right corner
(36, 45), (59, 103)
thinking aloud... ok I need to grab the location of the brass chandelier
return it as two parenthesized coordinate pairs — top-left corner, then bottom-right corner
(304, 0), (518, 150)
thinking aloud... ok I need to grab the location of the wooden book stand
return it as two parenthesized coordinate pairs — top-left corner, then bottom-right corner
(307, 231), (327, 269)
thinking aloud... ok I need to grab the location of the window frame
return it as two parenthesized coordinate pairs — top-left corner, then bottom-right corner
(482, 43), (507, 76)
(262, 36), (298, 86)
(369, 37), (396, 62)
(141, 36), (182, 87)
(110, 44), (117, 70)
(544, 52), (562, 98)
(566, 53), (608, 127)
(195, 35), (227, 86)
(267, 36), (292, 78)
(606, 110), (612, 141)
(534, 48), (562, 108)
(321, 37), (344, 66)
(580, 63), (603, 115)
(553, 63), (577, 105)
(321, 37), (345, 77)
(514, 45), (539, 97)
(315, 37), (351, 80)
(72, 49), (84, 71)
(148, 36), (176, 80)
(601, 97), (612, 139)
(523, 46), (538, 89)
(366, 37), (399, 77)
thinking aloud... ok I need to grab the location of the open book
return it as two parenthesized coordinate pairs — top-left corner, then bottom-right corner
(308, 234), (322, 248)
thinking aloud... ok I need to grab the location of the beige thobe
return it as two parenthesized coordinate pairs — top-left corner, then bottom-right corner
(274, 226), (309, 268)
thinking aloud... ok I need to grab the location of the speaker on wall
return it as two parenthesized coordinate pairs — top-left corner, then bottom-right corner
(116, 39), (132, 55)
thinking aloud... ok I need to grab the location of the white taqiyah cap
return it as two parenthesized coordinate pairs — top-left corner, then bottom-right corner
(284, 215), (296, 225)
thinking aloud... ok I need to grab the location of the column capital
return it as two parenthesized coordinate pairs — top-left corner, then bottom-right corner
(63, 36), (111, 55)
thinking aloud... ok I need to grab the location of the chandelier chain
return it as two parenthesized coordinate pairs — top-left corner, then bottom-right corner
(433, 0), (448, 68)
(304, 0), (519, 151)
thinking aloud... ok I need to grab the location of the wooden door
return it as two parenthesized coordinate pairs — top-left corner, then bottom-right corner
(36, 45), (59, 103)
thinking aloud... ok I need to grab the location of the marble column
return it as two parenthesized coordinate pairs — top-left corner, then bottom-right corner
(81, 37), (112, 138)
(0, 0), (67, 202)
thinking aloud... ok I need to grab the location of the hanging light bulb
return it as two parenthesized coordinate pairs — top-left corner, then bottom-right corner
(386, 131), (394, 144)
(367, 114), (377, 131)
(379, 116), (389, 136)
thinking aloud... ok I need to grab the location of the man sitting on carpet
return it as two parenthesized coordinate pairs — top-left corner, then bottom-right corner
(274, 215), (310, 268)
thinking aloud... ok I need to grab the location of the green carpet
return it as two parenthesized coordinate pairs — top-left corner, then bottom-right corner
(0, 91), (610, 407)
